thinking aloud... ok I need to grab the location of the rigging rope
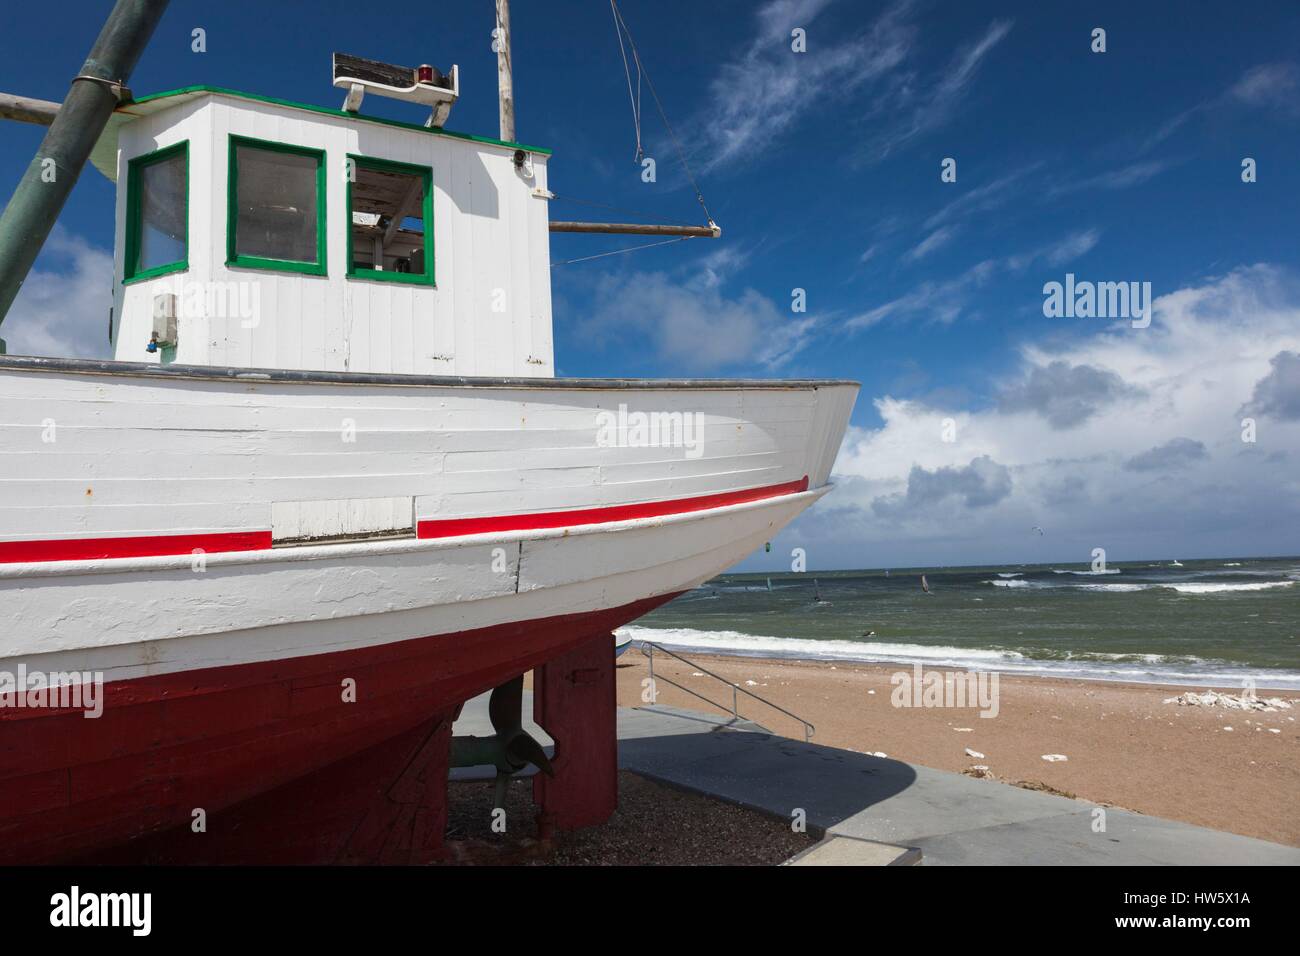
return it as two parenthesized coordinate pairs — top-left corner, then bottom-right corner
(552, 236), (693, 267)
(609, 0), (714, 224)
(611, 0), (643, 162)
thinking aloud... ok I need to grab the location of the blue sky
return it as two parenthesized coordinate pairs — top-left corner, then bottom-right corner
(2, 0), (1299, 570)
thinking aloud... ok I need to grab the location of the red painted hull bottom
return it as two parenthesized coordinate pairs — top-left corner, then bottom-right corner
(0, 593), (679, 865)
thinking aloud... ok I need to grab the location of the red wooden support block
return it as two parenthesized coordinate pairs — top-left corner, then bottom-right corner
(532, 632), (617, 838)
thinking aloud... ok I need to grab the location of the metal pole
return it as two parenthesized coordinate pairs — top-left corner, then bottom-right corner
(0, 0), (170, 347)
(647, 646), (656, 704)
(494, 0), (515, 143)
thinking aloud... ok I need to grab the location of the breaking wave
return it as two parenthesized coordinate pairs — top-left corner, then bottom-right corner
(980, 578), (1296, 594)
(616, 625), (1300, 688)
(1076, 581), (1296, 594)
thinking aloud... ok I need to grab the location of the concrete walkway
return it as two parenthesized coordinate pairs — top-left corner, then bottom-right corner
(452, 694), (1300, 865)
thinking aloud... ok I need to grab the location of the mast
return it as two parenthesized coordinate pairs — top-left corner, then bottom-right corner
(0, 0), (170, 348)
(494, 0), (515, 143)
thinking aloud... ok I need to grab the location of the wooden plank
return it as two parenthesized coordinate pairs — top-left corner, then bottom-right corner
(550, 220), (720, 237)
(0, 91), (59, 126)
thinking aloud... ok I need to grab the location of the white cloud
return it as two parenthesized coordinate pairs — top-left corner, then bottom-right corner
(1040, 229), (1101, 266)
(1047, 160), (1174, 197)
(923, 163), (1042, 231)
(1124, 437), (1208, 472)
(872, 455), (1013, 517)
(3, 228), (113, 359)
(790, 265), (1300, 567)
(905, 225), (959, 261)
(1245, 350), (1300, 421)
(1229, 62), (1299, 109)
(846, 228), (1100, 329)
(694, 244), (753, 290)
(863, 18), (1014, 161)
(1140, 60), (1299, 154)
(692, 0), (916, 175)
(1007, 228), (1101, 271)
(578, 266), (816, 373)
(998, 360), (1141, 428)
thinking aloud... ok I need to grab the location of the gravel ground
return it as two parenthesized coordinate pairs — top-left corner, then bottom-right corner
(438, 770), (815, 865)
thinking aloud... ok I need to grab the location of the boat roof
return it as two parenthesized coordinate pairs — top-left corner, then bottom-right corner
(90, 84), (553, 182)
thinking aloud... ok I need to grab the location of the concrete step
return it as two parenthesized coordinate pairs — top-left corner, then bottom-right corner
(785, 835), (922, 867)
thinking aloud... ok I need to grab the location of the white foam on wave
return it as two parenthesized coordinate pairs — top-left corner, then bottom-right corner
(1076, 580), (1295, 594)
(1167, 581), (1296, 594)
(997, 572), (1023, 578)
(985, 579), (1035, 588)
(618, 625), (1025, 666)
(1053, 568), (1122, 575)
(617, 625), (1300, 689)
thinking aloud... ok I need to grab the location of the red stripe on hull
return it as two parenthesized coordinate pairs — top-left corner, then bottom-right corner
(0, 530), (272, 564)
(417, 475), (810, 539)
(0, 476), (809, 562)
(0, 592), (680, 864)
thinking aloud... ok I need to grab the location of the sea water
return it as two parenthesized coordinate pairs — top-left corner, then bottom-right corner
(620, 556), (1300, 689)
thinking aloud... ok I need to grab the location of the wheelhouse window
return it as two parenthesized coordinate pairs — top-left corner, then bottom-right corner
(124, 142), (188, 283)
(346, 155), (434, 285)
(227, 136), (326, 275)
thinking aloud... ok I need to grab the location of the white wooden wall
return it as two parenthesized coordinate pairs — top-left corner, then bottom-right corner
(111, 92), (554, 378)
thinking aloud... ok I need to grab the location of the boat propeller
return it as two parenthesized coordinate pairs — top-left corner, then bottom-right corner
(450, 675), (553, 809)
(488, 675), (553, 777)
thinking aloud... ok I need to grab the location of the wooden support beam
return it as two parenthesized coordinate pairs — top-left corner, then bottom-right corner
(0, 92), (61, 126)
(549, 220), (721, 238)
(533, 632), (618, 837)
(382, 175), (425, 248)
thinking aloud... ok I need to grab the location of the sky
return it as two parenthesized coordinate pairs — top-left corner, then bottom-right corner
(1, 0), (1298, 571)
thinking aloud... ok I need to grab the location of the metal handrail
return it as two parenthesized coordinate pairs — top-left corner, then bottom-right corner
(637, 641), (815, 742)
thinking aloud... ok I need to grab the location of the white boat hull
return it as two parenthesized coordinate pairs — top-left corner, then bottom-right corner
(0, 358), (855, 674)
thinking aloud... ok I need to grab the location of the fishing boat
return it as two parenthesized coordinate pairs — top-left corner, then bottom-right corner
(0, 2), (855, 863)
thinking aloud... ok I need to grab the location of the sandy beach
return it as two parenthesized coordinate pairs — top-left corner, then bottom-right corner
(613, 651), (1299, 847)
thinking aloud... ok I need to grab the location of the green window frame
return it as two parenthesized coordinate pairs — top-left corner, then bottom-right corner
(226, 135), (327, 276)
(123, 141), (189, 284)
(346, 154), (435, 286)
